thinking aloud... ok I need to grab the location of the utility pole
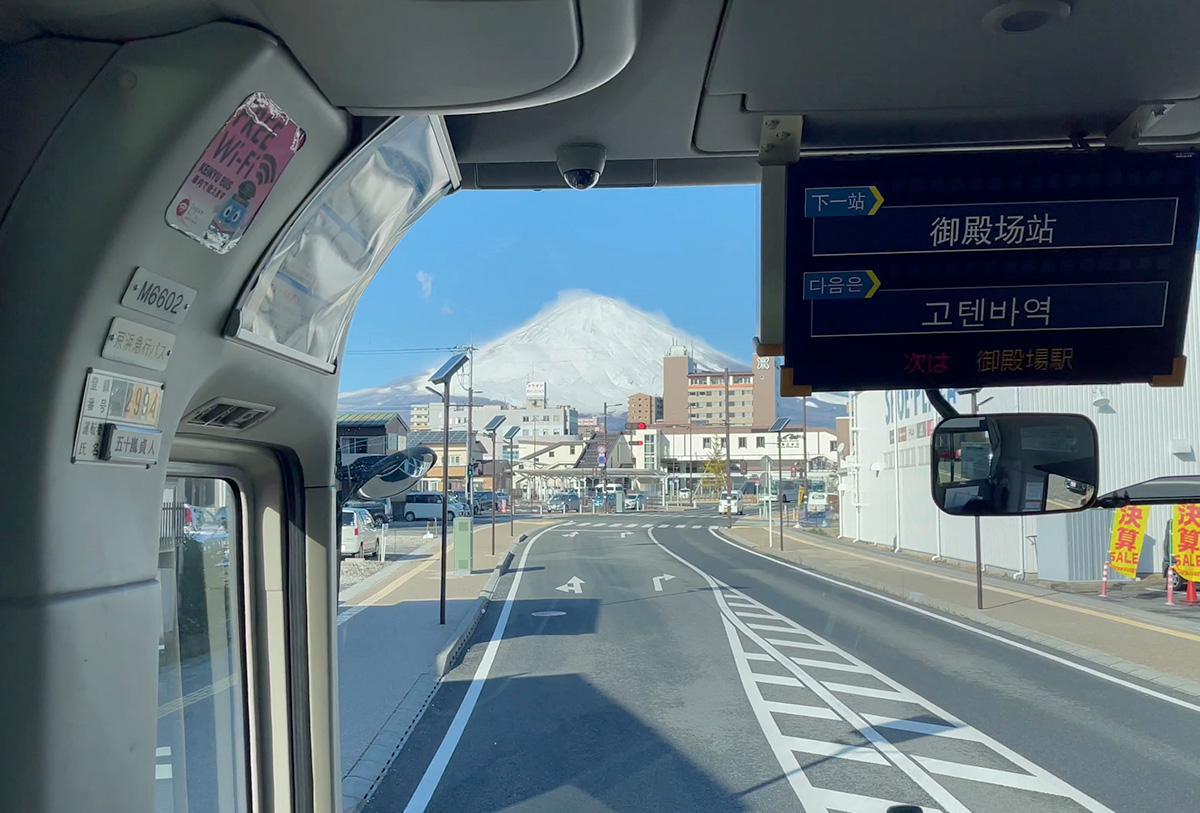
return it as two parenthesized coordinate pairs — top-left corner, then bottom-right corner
(602, 402), (609, 511)
(968, 389), (984, 610)
(465, 350), (474, 512)
(801, 395), (809, 526)
(725, 368), (732, 529)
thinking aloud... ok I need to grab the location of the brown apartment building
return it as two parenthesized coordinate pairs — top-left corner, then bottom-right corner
(661, 346), (776, 428)
(627, 392), (663, 426)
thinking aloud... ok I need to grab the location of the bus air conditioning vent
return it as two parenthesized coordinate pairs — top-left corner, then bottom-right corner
(185, 398), (275, 431)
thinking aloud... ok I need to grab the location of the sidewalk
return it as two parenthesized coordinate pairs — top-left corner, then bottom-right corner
(337, 516), (560, 813)
(722, 524), (1200, 693)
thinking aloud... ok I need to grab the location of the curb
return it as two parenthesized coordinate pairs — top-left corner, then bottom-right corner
(342, 533), (529, 813)
(718, 529), (1200, 700)
(435, 539), (520, 676)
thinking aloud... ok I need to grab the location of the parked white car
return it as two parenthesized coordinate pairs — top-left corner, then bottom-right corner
(717, 492), (744, 516)
(341, 507), (381, 559)
(399, 492), (471, 523)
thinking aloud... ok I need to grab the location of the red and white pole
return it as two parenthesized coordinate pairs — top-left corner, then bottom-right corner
(1166, 564), (1176, 606)
(1100, 558), (1109, 598)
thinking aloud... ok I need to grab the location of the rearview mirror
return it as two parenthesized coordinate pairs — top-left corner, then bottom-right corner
(931, 414), (1098, 516)
(353, 446), (437, 500)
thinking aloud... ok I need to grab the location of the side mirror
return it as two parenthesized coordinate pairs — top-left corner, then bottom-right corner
(930, 414), (1098, 516)
(351, 446), (437, 501)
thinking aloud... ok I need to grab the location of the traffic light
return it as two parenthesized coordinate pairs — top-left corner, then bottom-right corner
(637, 422), (646, 430)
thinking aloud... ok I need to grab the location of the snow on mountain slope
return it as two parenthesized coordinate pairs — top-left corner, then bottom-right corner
(338, 290), (743, 414)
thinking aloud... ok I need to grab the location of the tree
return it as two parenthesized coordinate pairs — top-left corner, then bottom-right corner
(701, 440), (726, 496)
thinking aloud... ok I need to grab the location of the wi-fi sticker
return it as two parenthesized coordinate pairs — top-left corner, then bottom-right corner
(255, 154), (278, 186)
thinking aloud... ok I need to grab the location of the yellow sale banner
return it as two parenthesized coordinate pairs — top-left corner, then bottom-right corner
(1171, 504), (1200, 581)
(1109, 505), (1148, 578)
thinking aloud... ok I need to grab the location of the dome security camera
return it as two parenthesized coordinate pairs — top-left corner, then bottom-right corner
(556, 144), (607, 190)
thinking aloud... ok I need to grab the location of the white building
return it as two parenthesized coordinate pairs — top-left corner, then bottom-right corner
(411, 401), (578, 439)
(840, 265), (1200, 581)
(633, 424), (838, 490)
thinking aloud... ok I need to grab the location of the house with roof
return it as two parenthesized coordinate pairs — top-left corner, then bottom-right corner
(406, 429), (488, 493)
(336, 412), (408, 466)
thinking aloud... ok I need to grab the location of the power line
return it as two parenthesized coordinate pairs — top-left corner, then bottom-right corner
(345, 345), (469, 356)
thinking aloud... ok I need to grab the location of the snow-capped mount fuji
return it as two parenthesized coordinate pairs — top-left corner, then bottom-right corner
(338, 290), (744, 414)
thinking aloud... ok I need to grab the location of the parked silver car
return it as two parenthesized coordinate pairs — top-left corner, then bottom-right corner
(548, 492), (582, 512)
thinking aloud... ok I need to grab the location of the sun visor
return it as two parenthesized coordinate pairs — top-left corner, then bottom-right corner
(226, 115), (460, 372)
(252, 0), (637, 115)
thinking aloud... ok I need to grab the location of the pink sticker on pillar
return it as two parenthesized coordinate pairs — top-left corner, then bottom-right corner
(165, 92), (306, 254)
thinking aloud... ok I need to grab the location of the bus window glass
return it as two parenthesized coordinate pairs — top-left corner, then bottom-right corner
(157, 478), (248, 813)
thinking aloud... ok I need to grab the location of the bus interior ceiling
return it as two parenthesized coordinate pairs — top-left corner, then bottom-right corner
(3, 1), (1200, 811)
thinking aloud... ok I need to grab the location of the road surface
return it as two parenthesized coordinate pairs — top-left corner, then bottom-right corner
(366, 511), (1200, 812)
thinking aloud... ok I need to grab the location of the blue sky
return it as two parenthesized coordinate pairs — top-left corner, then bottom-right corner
(340, 185), (759, 392)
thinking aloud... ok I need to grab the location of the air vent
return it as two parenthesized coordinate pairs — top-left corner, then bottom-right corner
(185, 398), (275, 431)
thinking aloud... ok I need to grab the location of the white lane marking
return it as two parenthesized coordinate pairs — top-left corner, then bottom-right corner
(705, 528), (1112, 812)
(766, 638), (828, 651)
(625, 523), (638, 528)
(862, 715), (976, 741)
(811, 788), (931, 813)
(735, 611), (782, 620)
(913, 756), (1057, 794)
(692, 525), (703, 529)
(652, 574), (675, 592)
(743, 652), (775, 662)
(155, 764), (172, 780)
(642, 523), (653, 528)
(751, 673), (804, 687)
(726, 601), (762, 609)
(531, 611), (566, 617)
(556, 576), (585, 594)
(709, 526), (1200, 717)
(822, 682), (912, 701)
(674, 524), (687, 528)
(402, 525), (555, 813)
(781, 735), (891, 765)
(789, 657), (867, 673)
(654, 530), (1115, 813)
(747, 623), (802, 633)
(155, 746), (171, 757)
(658, 524), (669, 528)
(715, 616), (838, 813)
(762, 700), (841, 720)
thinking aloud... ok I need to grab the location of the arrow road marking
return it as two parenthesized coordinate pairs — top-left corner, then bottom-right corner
(620, 532), (633, 538)
(561, 531), (578, 538)
(556, 576), (584, 594)
(652, 574), (675, 592)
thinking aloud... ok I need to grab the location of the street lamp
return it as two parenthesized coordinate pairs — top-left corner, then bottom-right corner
(601, 402), (616, 512)
(430, 353), (468, 626)
(484, 415), (506, 555)
(769, 417), (789, 552)
(503, 425), (521, 536)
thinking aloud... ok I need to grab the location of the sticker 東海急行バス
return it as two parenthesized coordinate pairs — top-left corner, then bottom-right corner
(165, 92), (306, 254)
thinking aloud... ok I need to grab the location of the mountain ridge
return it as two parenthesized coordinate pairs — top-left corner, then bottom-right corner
(338, 290), (846, 428)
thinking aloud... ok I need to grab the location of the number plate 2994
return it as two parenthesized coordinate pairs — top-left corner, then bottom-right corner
(120, 266), (196, 325)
